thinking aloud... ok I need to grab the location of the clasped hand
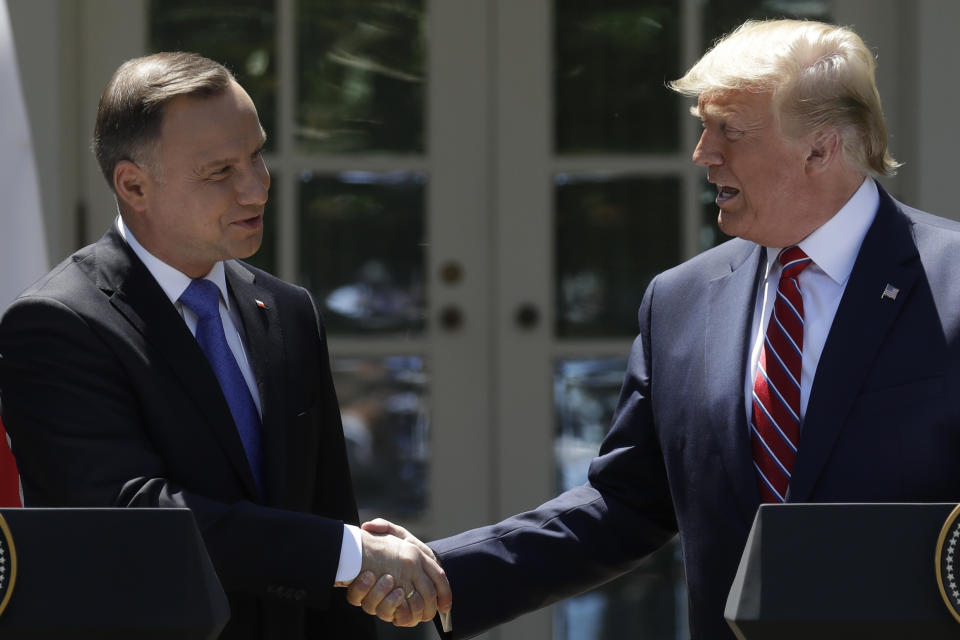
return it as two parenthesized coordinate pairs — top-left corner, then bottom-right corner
(339, 518), (451, 627)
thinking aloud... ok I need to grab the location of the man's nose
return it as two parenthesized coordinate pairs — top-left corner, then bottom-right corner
(237, 163), (270, 206)
(692, 130), (722, 167)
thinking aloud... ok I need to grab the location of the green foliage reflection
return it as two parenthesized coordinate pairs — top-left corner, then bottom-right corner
(297, 0), (425, 152)
(149, 0), (276, 150)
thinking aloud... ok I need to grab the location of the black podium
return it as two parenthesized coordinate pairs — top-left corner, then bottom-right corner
(0, 508), (229, 639)
(725, 503), (960, 639)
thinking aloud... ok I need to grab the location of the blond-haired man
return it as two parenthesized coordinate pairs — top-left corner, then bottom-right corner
(349, 19), (960, 639)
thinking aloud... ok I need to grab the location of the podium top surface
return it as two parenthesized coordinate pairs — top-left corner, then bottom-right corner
(725, 503), (960, 640)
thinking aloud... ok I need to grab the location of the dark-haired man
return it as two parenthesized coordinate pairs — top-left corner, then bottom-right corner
(0, 52), (450, 639)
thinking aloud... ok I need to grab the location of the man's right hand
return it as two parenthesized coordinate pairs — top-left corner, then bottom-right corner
(342, 523), (451, 627)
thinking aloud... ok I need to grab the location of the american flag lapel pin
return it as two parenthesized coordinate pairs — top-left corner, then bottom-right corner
(881, 284), (899, 301)
(255, 299), (269, 310)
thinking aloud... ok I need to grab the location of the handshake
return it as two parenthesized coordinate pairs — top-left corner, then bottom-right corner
(337, 518), (453, 628)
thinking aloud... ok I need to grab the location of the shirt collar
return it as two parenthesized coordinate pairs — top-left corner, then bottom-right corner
(764, 177), (878, 284)
(116, 216), (230, 309)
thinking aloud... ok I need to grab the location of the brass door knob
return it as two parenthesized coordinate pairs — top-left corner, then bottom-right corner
(514, 303), (540, 330)
(439, 305), (464, 331)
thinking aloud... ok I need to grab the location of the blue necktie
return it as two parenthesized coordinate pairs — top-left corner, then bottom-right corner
(179, 279), (264, 495)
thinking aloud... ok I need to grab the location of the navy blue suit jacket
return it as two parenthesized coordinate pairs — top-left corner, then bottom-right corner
(430, 185), (960, 639)
(0, 226), (375, 639)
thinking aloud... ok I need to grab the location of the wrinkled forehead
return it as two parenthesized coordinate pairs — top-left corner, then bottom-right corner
(693, 90), (775, 120)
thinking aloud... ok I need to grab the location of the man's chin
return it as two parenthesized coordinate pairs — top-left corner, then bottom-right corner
(716, 209), (739, 237)
(717, 210), (758, 243)
(231, 236), (264, 261)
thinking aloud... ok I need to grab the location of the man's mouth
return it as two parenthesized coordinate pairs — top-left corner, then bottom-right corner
(233, 214), (263, 230)
(716, 185), (740, 205)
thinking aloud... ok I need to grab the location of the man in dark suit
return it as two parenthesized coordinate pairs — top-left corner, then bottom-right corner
(0, 52), (449, 639)
(347, 19), (960, 639)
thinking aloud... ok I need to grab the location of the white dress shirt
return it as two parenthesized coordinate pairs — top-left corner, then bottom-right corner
(744, 178), (879, 426)
(117, 217), (363, 584)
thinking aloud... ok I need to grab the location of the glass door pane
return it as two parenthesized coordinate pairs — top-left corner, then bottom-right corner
(296, 0), (426, 153)
(299, 171), (427, 335)
(555, 0), (681, 153)
(334, 356), (429, 518)
(555, 174), (681, 337)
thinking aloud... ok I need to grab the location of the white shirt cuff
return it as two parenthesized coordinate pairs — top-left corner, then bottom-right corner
(335, 523), (363, 584)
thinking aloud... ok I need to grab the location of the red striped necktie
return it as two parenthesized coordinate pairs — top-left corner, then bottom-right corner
(751, 246), (812, 503)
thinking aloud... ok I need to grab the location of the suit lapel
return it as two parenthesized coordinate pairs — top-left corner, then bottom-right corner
(704, 242), (766, 521)
(225, 261), (287, 507)
(789, 189), (920, 501)
(94, 228), (262, 499)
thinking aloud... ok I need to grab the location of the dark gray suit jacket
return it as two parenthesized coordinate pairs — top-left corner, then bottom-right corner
(430, 185), (960, 639)
(0, 226), (375, 639)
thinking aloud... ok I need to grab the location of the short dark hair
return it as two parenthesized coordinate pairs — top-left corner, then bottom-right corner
(93, 52), (236, 190)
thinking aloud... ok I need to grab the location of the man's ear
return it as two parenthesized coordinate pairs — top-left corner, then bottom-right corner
(114, 160), (150, 213)
(805, 128), (843, 175)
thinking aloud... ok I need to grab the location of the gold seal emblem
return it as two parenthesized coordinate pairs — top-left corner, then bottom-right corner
(0, 512), (16, 618)
(935, 503), (960, 624)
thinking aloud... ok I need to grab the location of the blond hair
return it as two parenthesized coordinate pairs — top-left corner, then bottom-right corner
(670, 19), (899, 177)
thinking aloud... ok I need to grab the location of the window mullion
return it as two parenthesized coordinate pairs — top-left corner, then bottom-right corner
(276, 0), (297, 282)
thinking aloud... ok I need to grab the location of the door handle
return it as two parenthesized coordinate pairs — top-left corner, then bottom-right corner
(439, 305), (464, 331)
(514, 303), (540, 330)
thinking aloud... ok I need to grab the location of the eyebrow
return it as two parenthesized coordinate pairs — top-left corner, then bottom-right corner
(198, 130), (268, 174)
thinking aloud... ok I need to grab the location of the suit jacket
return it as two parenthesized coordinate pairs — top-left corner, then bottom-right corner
(0, 226), (375, 639)
(429, 184), (960, 639)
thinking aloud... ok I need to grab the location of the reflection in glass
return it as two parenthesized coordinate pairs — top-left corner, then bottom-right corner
(555, 174), (681, 338)
(332, 356), (429, 518)
(299, 171), (426, 335)
(296, 0), (426, 153)
(555, 359), (627, 493)
(555, 0), (681, 153)
(148, 0), (276, 150)
(703, 0), (831, 47)
(554, 358), (687, 640)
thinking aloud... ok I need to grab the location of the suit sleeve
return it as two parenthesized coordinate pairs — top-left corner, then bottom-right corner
(0, 293), (347, 609)
(427, 278), (678, 639)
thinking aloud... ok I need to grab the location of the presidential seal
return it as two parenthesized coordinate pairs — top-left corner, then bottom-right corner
(0, 512), (15, 618)
(936, 503), (960, 624)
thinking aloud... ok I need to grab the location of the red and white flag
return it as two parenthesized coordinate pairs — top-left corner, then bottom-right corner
(0, 417), (20, 507)
(1, 0), (48, 507)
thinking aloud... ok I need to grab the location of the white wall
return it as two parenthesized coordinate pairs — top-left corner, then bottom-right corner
(5, 0), (64, 261)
